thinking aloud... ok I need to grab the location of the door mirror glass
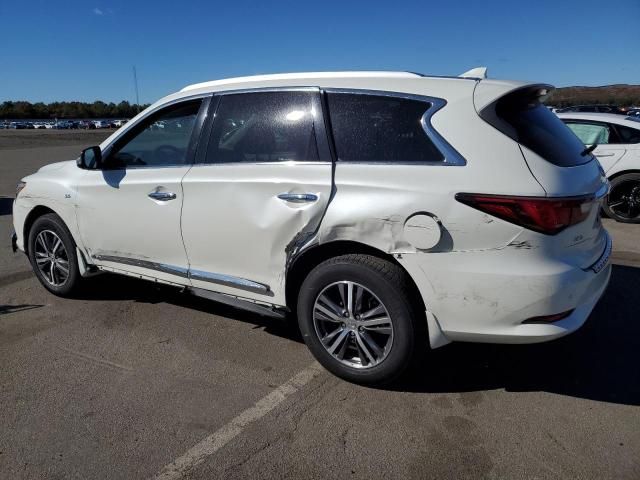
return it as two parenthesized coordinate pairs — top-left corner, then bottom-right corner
(78, 146), (102, 169)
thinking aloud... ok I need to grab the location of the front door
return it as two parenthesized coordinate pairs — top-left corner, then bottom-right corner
(181, 89), (333, 304)
(75, 98), (208, 283)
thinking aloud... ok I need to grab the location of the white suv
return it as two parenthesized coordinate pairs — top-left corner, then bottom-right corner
(557, 112), (640, 223)
(12, 70), (612, 384)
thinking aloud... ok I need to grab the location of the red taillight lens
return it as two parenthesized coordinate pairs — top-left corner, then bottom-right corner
(455, 193), (594, 235)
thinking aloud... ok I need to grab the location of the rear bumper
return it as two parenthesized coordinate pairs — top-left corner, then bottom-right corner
(400, 231), (613, 345)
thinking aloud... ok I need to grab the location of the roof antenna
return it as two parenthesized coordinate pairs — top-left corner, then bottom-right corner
(459, 67), (488, 79)
(132, 66), (140, 112)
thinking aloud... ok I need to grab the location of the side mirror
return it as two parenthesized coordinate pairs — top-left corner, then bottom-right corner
(78, 146), (102, 169)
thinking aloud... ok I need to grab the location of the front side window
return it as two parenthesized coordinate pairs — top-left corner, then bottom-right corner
(565, 122), (610, 145)
(205, 91), (319, 164)
(108, 100), (202, 168)
(326, 93), (443, 163)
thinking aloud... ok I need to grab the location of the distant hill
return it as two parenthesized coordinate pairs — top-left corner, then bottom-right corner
(546, 84), (640, 107)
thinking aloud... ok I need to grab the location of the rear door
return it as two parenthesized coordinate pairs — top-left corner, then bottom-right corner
(180, 88), (332, 305)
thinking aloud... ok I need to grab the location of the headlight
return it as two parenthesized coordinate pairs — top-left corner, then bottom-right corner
(16, 181), (26, 197)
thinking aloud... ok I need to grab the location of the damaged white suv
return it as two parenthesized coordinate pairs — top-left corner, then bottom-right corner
(12, 70), (612, 384)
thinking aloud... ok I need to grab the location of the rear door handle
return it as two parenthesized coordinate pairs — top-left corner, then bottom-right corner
(595, 153), (615, 157)
(148, 191), (177, 201)
(277, 193), (318, 203)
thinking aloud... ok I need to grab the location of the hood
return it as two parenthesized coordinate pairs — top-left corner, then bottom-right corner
(37, 159), (77, 172)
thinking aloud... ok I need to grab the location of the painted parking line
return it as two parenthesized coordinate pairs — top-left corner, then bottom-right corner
(153, 362), (324, 480)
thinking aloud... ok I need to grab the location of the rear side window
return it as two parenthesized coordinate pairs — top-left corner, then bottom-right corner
(205, 91), (319, 164)
(565, 122), (610, 145)
(326, 93), (444, 163)
(482, 87), (589, 167)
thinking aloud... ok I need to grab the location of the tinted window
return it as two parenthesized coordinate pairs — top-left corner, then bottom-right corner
(615, 124), (640, 144)
(205, 91), (319, 164)
(326, 93), (443, 163)
(565, 122), (610, 145)
(489, 89), (589, 167)
(108, 100), (202, 168)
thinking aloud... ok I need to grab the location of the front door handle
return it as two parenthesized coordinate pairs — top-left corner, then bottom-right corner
(595, 153), (615, 157)
(277, 193), (318, 203)
(148, 191), (177, 201)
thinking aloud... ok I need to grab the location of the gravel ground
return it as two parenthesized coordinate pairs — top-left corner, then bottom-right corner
(1, 131), (639, 479)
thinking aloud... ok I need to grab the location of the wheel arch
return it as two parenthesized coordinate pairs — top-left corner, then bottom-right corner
(608, 169), (640, 181)
(285, 240), (425, 315)
(22, 205), (58, 254)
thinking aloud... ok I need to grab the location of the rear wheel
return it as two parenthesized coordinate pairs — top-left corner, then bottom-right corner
(28, 213), (82, 296)
(603, 173), (640, 223)
(297, 254), (422, 385)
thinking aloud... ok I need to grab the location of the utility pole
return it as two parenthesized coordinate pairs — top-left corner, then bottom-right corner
(132, 66), (140, 113)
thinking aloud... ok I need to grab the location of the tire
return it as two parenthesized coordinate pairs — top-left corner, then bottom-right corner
(297, 254), (422, 385)
(603, 173), (640, 223)
(27, 213), (82, 296)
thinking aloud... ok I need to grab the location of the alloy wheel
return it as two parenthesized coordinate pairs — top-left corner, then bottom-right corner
(608, 180), (640, 221)
(313, 281), (394, 369)
(34, 230), (70, 286)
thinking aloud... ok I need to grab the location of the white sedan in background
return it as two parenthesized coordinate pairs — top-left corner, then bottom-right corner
(558, 113), (640, 223)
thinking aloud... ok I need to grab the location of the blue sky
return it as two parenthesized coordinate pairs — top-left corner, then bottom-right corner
(1, 0), (639, 103)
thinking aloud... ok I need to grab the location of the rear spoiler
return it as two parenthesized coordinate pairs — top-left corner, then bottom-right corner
(459, 67), (488, 79)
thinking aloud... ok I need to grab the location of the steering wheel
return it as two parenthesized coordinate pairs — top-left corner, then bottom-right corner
(154, 145), (183, 165)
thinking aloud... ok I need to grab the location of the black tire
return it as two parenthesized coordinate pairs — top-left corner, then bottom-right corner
(297, 254), (422, 385)
(603, 173), (640, 223)
(27, 213), (82, 296)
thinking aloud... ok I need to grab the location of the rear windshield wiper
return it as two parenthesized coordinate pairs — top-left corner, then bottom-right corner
(581, 143), (598, 157)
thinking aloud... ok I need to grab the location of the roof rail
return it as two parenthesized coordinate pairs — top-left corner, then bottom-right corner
(459, 67), (488, 79)
(180, 71), (421, 92)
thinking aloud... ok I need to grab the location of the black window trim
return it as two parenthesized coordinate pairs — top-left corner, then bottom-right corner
(194, 86), (332, 166)
(101, 93), (212, 170)
(322, 88), (466, 166)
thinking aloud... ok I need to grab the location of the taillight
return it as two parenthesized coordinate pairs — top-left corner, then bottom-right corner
(455, 193), (594, 235)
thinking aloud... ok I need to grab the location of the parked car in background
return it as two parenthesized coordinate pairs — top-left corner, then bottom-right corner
(79, 120), (96, 130)
(112, 119), (128, 128)
(556, 105), (627, 115)
(9, 122), (27, 129)
(12, 70), (611, 384)
(559, 112), (640, 223)
(93, 120), (111, 129)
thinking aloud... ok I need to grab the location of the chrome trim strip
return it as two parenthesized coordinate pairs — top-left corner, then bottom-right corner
(322, 88), (467, 166)
(92, 254), (189, 278)
(587, 231), (612, 274)
(91, 254), (272, 295)
(189, 269), (271, 295)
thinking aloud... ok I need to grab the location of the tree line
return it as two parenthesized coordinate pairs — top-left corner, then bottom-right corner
(0, 100), (150, 119)
(546, 85), (640, 107)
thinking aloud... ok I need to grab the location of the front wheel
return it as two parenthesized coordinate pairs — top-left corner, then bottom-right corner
(28, 213), (82, 296)
(603, 173), (640, 223)
(297, 254), (422, 385)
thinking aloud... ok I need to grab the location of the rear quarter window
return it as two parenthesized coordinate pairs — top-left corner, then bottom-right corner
(326, 93), (444, 163)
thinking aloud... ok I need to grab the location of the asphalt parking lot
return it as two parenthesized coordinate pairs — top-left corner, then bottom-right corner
(1, 130), (639, 479)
